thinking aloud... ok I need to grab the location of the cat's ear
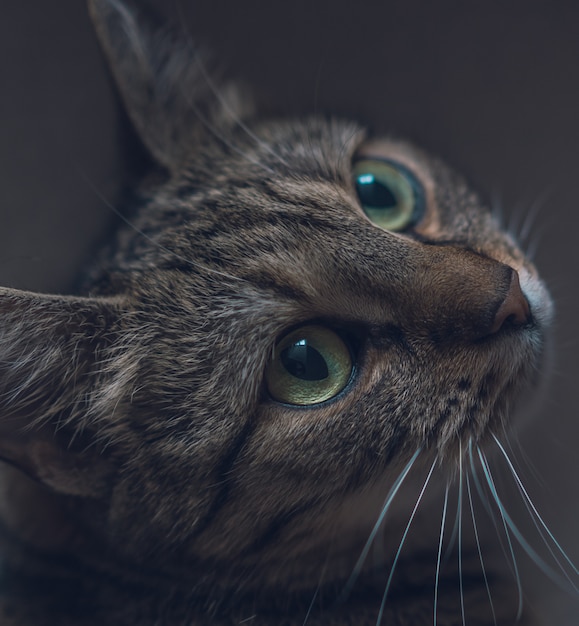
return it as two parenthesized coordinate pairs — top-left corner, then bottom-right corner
(88, 0), (254, 171)
(0, 288), (126, 497)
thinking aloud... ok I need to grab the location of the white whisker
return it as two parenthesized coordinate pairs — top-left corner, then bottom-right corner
(499, 424), (548, 491)
(507, 201), (526, 243)
(478, 447), (524, 621)
(301, 559), (327, 626)
(466, 471), (497, 625)
(489, 190), (505, 229)
(375, 457), (437, 626)
(175, 2), (289, 170)
(195, 57), (290, 168)
(472, 444), (572, 590)
(458, 442), (466, 626)
(468, 443), (512, 565)
(525, 227), (545, 262)
(518, 190), (550, 246)
(441, 485), (460, 568)
(184, 93), (276, 175)
(492, 434), (579, 588)
(433, 482), (449, 626)
(468, 444), (495, 518)
(342, 448), (422, 599)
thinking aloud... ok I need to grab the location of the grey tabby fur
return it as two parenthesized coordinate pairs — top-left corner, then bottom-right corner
(0, 0), (566, 624)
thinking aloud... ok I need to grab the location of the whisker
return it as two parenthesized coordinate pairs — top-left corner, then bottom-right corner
(440, 486), (460, 568)
(482, 442), (579, 592)
(492, 434), (579, 587)
(301, 588), (319, 626)
(466, 471), (497, 625)
(341, 447), (422, 599)
(507, 200), (527, 243)
(195, 59), (289, 168)
(433, 482), (449, 626)
(469, 438), (516, 576)
(334, 122), (365, 179)
(499, 423), (548, 492)
(458, 442), (466, 626)
(375, 457), (437, 626)
(468, 443), (496, 519)
(77, 168), (249, 285)
(518, 189), (551, 246)
(477, 447), (524, 621)
(468, 442), (513, 571)
(183, 95), (276, 175)
(489, 190), (505, 230)
(524, 228), (544, 263)
(175, 2), (289, 170)
(301, 559), (328, 626)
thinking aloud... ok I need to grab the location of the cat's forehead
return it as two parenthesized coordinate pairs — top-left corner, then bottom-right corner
(171, 120), (489, 242)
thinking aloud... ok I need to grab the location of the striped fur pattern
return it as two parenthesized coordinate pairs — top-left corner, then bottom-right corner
(0, 1), (559, 624)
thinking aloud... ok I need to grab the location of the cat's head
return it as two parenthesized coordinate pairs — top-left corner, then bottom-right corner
(0, 0), (552, 595)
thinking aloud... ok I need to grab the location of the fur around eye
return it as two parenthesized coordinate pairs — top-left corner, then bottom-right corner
(353, 159), (424, 231)
(265, 325), (353, 405)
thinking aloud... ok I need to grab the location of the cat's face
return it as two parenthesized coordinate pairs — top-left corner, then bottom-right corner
(0, 0), (552, 599)
(89, 118), (550, 588)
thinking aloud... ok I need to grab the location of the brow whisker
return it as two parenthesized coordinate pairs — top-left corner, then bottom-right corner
(77, 167), (249, 285)
(175, 1), (289, 170)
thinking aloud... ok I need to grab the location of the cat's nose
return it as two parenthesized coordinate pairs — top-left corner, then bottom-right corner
(489, 269), (531, 333)
(408, 245), (533, 343)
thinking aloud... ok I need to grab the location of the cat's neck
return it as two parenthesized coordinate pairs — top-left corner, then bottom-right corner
(0, 466), (532, 626)
(0, 468), (413, 626)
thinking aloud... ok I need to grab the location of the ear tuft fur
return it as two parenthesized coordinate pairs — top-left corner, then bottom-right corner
(88, 0), (255, 171)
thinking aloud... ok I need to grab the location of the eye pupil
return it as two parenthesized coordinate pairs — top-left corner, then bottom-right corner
(356, 174), (397, 209)
(280, 342), (329, 381)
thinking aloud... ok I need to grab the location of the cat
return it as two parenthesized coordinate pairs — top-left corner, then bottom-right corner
(0, 0), (573, 624)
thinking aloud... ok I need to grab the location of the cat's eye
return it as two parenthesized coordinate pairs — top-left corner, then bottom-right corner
(353, 159), (423, 231)
(265, 325), (353, 406)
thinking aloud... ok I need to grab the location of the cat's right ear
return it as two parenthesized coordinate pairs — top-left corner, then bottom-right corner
(0, 288), (128, 498)
(88, 0), (254, 172)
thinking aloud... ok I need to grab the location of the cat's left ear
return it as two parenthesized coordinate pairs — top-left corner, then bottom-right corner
(89, 0), (254, 171)
(0, 288), (127, 497)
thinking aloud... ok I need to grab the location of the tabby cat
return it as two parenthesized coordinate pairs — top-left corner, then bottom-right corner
(0, 0), (573, 624)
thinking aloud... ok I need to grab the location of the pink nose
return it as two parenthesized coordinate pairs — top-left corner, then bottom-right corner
(490, 269), (531, 333)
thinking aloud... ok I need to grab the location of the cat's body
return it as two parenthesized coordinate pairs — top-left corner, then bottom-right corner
(0, 1), (570, 624)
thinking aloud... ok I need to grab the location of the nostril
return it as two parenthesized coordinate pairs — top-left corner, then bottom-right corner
(490, 269), (531, 333)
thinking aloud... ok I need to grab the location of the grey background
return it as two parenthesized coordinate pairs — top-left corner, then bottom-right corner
(0, 0), (577, 622)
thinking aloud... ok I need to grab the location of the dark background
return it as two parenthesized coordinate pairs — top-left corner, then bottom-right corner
(0, 0), (577, 622)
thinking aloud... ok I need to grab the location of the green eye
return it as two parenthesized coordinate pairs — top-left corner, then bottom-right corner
(265, 325), (353, 406)
(353, 159), (422, 231)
